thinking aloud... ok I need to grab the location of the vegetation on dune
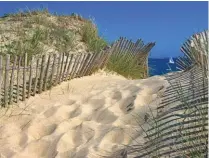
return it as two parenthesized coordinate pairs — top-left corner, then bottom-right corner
(106, 52), (145, 79)
(0, 8), (107, 59)
(80, 22), (108, 53)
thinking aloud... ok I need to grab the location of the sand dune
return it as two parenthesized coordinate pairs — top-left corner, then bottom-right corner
(0, 71), (168, 158)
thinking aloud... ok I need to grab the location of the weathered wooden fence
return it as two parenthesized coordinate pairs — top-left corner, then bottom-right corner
(0, 36), (155, 108)
(128, 66), (208, 158)
(108, 37), (155, 77)
(0, 50), (109, 107)
(127, 31), (208, 158)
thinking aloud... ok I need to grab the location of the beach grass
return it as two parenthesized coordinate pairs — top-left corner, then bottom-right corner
(106, 52), (145, 79)
(80, 22), (107, 53)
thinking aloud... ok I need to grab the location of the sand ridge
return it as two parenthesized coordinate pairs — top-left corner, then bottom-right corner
(0, 71), (168, 158)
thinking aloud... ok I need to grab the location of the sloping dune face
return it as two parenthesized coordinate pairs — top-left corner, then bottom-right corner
(0, 72), (168, 158)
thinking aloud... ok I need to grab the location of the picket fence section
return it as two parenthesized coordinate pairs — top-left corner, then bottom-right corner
(0, 37), (155, 107)
(0, 50), (109, 107)
(109, 37), (155, 77)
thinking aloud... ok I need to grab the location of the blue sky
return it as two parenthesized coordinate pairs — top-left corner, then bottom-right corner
(0, 1), (208, 58)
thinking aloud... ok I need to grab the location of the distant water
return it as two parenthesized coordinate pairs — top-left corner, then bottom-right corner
(148, 58), (179, 76)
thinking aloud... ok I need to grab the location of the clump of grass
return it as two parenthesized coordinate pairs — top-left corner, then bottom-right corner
(81, 22), (107, 53)
(0, 7), (49, 19)
(106, 53), (145, 79)
(52, 28), (76, 53)
(3, 27), (46, 60)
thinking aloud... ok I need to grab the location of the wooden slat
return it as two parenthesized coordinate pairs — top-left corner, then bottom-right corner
(62, 53), (70, 80)
(65, 54), (74, 81)
(16, 56), (21, 103)
(76, 54), (87, 77)
(49, 54), (57, 88)
(58, 52), (65, 84)
(9, 56), (17, 104)
(27, 57), (34, 98)
(86, 52), (101, 75)
(74, 54), (86, 78)
(71, 54), (81, 79)
(79, 53), (92, 77)
(55, 53), (62, 85)
(82, 53), (96, 76)
(33, 58), (40, 96)
(43, 55), (51, 91)
(0, 56), (3, 106)
(4, 54), (10, 107)
(22, 53), (27, 101)
(38, 55), (46, 94)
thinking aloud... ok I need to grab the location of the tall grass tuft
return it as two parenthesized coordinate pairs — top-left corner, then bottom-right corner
(106, 52), (145, 79)
(81, 22), (107, 53)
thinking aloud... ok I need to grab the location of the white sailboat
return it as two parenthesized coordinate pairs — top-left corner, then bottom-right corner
(169, 57), (174, 64)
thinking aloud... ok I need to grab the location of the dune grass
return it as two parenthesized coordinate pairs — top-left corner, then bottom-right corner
(0, 8), (77, 61)
(105, 52), (146, 79)
(80, 22), (107, 53)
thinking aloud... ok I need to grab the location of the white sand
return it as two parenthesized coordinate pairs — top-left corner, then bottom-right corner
(0, 70), (168, 158)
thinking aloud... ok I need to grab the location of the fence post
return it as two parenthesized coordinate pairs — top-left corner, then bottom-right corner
(28, 57), (34, 98)
(59, 52), (65, 83)
(49, 54), (57, 88)
(55, 53), (62, 85)
(0, 56), (2, 106)
(62, 53), (70, 81)
(33, 58), (40, 96)
(22, 53), (27, 101)
(65, 54), (74, 81)
(39, 55), (46, 93)
(43, 55), (51, 91)
(4, 54), (10, 107)
(79, 53), (91, 77)
(16, 56), (21, 103)
(9, 55), (17, 104)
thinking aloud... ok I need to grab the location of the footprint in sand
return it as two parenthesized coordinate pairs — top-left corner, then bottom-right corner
(48, 104), (81, 122)
(56, 127), (83, 152)
(92, 108), (118, 124)
(17, 139), (57, 158)
(87, 98), (105, 110)
(55, 149), (76, 158)
(111, 91), (122, 100)
(27, 119), (57, 140)
(44, 106), (60, 118)
(7, 132), (28, 149)
(119, 95), (136, 114)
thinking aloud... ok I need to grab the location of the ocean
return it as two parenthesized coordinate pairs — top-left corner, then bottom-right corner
(148, 58), (179, 76)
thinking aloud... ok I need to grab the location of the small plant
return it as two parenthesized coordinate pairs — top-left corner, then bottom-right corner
(52, 28), (76, 53)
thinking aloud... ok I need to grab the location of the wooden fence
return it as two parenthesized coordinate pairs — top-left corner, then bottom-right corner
(127, 31), (208, 158)
(0, 50), (110, 107)
(0, 36), (155, 107)
(128, 66), (208, 158)
(108, 37), (155, 77)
